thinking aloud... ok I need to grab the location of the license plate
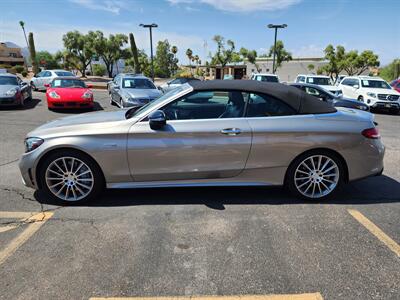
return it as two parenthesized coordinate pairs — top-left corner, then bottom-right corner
(385, 104), (391, 108)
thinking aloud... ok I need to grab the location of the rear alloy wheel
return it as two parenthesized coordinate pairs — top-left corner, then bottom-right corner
(39, 150), (104, 203)
(287, 151), (343, 200)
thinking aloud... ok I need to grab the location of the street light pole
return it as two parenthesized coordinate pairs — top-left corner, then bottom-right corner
(267, 24), (287, 74)
(140, 23), (158, 81)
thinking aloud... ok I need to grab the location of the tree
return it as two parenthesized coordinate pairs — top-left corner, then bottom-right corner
(54, 50), (79, 72)
(36, 51), (60, 69)
(212, 35), (235, 79)
(19, 21), (29, 50)
(379, 59), (400, 82)
(129, 33), (141, 74)
(320, 44), (346, 80)
(62, 31), (95, 77)
(186, 48), (193, 66)
(154, 39), (176, 78)
(343, 50), (379, 76)
(171, 46), (178, 75)
(307, 64), (315, 72)
(88, 31), (128, 78)
(268, 40), (292, 73)
(28, 32), (39, 74)
(240, 47), (261, 73)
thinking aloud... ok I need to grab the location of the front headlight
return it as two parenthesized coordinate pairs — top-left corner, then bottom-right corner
(82, 91), (93, 99)
(5, 88), (18, 96)
(49, 91), (60, 99)
(367, 92), (377, 98)
(25, 137), (44, 153)
(127, 97), (140, 103)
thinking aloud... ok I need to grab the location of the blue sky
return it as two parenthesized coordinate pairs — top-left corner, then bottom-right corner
(1, 0), (399, 65)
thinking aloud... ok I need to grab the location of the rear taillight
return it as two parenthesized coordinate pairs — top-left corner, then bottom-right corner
(362, 127), (380, 139)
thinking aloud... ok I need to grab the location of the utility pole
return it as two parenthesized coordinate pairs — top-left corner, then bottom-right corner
(140, 23), (158, 81)
(267, 24), (287, 74)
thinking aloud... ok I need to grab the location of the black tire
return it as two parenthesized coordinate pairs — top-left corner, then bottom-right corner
(285, 150), (345, 201)
(358, 96), (364, 102)
(38, 149), (105, 204)
(30, 82), (37, 91)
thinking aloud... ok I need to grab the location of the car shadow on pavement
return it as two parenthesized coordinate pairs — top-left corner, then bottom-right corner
(0, 98), (41, 111)
(34, 175), (400, 208)
(50, 101), (104, 114)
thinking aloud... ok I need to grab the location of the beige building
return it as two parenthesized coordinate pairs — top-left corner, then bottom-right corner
(0, 42), (25, 66)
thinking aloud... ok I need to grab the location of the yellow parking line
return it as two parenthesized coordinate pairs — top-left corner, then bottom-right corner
(0, 211), (35, 219)
(90, 293), (324, 300)
(348, 209), (400, 257)
(0, 211), (54, 265)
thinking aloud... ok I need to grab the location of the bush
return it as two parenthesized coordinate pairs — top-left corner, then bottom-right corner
(8, 67), (17, 74)
(14, 65), (25, 73)
(21, 70), (28, 77)
(92, 64), (106, 76)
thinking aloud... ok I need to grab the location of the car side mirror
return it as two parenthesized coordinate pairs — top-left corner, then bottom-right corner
(44, 84), (50, 88)
(149, 110), (166, 130)
(353, 85), (359, 89)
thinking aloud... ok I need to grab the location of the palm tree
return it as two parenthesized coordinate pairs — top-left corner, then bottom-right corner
(186, 48), (193, 67)
(19, 21), (29, 49)
(171, 46), (178, 59)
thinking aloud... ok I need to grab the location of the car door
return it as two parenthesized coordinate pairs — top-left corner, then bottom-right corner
(39, 71), (52, 89)
(340, 78), (352, 98)
(127, 90), (252, 182)
(243, 92), (314, 184)
(32, 71), (44, 88)
(110, 76), (121, 103)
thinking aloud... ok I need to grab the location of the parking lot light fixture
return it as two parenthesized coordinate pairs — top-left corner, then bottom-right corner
(267, 23), (287, 74)
(140, 23), (158, 81)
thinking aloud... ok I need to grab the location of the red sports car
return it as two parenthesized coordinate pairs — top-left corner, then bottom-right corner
(45, 77), (94, 110)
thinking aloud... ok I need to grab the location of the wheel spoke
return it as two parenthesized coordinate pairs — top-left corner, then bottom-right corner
(296, 169), (309, 176)
(297, 179), (311, 189)
(62, 158), (68, 173)
(77, 178), (93, 182)
(48, 169), (63, 177)
(54, 161), (65, 174)
(74, 162), (84, 174)
(71, 186), (77, 200)
(317, 156), (322, 170)
(322, 178), (336, 184)
(70, 158), (75, 173)
(49, 181), (63, 188)
(77, 170), (91, 177)
(309, 157), (316, 171)
(65, 186), (70, 200)
(322, 165), (336, 174)
(300, 162), (313, 172)
(295, 176), (310, 181)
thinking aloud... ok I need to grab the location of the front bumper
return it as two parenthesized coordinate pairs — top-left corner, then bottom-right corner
(367, 100), (400, 110)
(0, 96), (22, 106)
(47, 98), (94, 109)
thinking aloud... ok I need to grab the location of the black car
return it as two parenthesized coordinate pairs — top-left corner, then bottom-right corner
(290, 83), (369, 111)
(0, 73), (32, 108)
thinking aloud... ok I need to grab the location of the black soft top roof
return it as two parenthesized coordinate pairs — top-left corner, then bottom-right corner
(188, 80), (336, 114)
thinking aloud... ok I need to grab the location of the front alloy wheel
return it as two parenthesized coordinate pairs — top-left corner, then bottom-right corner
(40, 150), (104, 203)
(287, 152), (343, 200)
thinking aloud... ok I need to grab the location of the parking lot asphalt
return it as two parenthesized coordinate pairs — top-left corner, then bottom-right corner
(0, 91), (399, 300)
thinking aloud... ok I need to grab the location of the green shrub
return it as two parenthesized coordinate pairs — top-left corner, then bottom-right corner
(8, 67), (17, 74)
(21, 70), (28, 77)
(14, 65), (25, 73)
(0, 64), (12, 69)
(92, 64), (106, 76)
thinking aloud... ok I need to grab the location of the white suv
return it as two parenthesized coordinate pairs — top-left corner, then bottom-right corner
(251, 73), (279, 83)
(295, 74), (342, 96)
(338, 76), (400, 113)
(30, 69), (75, 91)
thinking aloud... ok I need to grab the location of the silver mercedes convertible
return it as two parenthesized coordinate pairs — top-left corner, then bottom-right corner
(19, 80), (384, 203)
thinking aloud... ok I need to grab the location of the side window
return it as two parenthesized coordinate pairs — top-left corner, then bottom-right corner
(43, 71), (52, 77)
(342, 79), (351, 86)
(246, 93), (296, 117)
(349, 79), (359, 87)
(36, 71), (44, 78)
(298, 76), (305, 83)
(305, 87), (321, 96)
(161, 90), (247, 120)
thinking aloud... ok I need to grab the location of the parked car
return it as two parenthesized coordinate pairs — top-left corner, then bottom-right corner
(251, 73), (279, 83)
(19, 80), (384, 204)
(159, 77), (200, 93)
(390, 79), (400, 93)
(295, 74), (342, 96)
(290, 83), (369, 111)
(30, 70), (75, 91)
(108, 74), (162, 108)
(0, 73), (32, 107)
(45, 77), (94, 110)
(335, 75), (347, 85)
(338, 76), (400, 114)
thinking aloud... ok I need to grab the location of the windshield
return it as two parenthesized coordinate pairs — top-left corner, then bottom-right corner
(55, 71), (75, 77)
(51, 78), (86, 88)
(122, 78), (156, 89)
(0, 76), (18, 85)
(126, 85), (188, 119)
(361, 79), (391, 89)
(307, 77), (331, 85)
(260, 76), (279, 83)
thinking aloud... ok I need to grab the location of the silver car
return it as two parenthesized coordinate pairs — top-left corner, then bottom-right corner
(109, 74), (162, 108)
(19, 80), (384, 203)
(159, 77), (200, 93)
(30, 69), (75, 91)
(0, 73), (32, 107)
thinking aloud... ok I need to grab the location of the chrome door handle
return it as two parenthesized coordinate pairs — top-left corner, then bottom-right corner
(220, 128), (241, 135)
